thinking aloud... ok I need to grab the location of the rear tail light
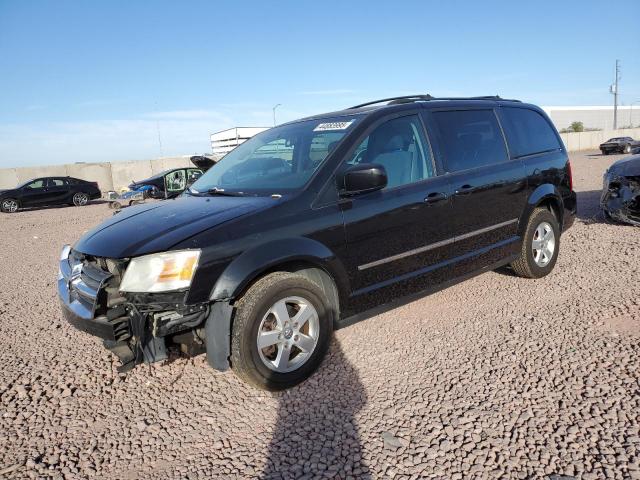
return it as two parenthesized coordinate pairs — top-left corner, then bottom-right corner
(567, 161), (573, 191)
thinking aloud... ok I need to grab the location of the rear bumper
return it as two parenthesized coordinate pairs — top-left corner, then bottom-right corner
(562, 190), (577, 231)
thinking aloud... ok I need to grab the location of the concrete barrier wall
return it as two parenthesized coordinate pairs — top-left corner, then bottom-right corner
(0, 156), (195, 191)
(2, 127), (640, 191)
(557, 127), (640, 152)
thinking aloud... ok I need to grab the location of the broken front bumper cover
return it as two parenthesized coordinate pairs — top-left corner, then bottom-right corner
(58, 249), (209, 372)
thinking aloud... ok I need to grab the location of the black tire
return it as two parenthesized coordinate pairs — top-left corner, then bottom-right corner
(230, 272), (333, 390)
(0, 198), (19, 213)
(510, 207), (560, 279)
(72, 192), (90, 207)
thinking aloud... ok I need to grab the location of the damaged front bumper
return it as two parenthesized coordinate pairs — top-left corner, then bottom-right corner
(601, 171), (640, 226)
(58, 248), (210, 372)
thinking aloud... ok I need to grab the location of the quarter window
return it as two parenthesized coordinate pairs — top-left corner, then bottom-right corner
(346, 115), (433, 189)
(432, 109), (508, 172)
(502, 107), (561, 158)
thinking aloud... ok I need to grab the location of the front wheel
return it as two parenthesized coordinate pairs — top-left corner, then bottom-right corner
(72, 192), (89, 206)
(1, 198), (19, 213)
(229, 272), (333, 390)
(510, 207), (560, 279)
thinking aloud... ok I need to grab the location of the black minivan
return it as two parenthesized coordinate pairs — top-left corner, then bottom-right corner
(58, 95), (576, 390)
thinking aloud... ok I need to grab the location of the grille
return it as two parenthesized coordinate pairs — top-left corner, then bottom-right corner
(59, 251), (132, 342)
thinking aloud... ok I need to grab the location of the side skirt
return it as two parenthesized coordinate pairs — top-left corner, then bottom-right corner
(336, 254), (518, 330)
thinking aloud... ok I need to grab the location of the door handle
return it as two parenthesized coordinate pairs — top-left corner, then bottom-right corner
(424, 192), (448, 204)
(455, 184), (475, 195)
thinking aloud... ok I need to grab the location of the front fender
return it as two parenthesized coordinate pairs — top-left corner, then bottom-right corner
(209, 237), (350, 302)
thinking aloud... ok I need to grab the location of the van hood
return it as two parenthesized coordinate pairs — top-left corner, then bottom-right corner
(73, 195), (272, 258)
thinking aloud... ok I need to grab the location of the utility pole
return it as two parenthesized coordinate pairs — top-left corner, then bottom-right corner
(272, 103), (281, 126)
(610, 60), (621, 130)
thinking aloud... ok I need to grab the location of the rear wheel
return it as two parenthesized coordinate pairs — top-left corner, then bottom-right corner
(1, 198), (19, 213)
(511, 207), (560, 279)
(623, 144), (631, 154)
(73, 192), (89, 206)
(230, 272), (333, 390)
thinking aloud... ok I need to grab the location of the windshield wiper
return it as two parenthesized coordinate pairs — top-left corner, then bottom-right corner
(204, 187), (245, 197)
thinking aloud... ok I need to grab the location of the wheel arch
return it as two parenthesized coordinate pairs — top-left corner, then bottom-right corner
(519, 184), (564, 236)
(210, 237), (349, 317)
(203, 239), (347, 372)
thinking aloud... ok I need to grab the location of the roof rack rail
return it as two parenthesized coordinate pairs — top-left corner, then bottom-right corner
(348, 94), (520, 109)
(349, 95), (434, 109)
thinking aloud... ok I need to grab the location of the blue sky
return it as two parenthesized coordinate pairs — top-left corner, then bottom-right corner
(1, 0), (639, 167)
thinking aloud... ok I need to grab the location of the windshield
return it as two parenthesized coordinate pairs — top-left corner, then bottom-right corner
(190, 116), (359, 195)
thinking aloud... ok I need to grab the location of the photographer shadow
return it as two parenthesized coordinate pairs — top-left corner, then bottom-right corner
(261, 339), (370, 479)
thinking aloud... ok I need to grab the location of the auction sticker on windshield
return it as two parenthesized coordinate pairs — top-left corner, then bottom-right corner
(314, 120), (355, 131)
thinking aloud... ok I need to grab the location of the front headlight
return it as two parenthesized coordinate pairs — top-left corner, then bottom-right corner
(120, 250), (201, 293)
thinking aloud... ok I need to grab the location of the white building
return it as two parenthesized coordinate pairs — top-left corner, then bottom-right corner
(541, 106), (640, 131)
(210, 127), (269, 156)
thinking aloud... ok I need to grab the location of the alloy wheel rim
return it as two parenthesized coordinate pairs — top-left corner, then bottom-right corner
(532, 221), (555, 267)
(256, 296), (320, 373)
(2, 199), (18, 212)
(74, 193), (88, 206)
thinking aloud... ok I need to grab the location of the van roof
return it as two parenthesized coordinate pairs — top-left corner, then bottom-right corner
(287, 94), (531, 125)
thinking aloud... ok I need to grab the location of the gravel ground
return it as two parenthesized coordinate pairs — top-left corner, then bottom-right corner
(0, 151), (638, 480)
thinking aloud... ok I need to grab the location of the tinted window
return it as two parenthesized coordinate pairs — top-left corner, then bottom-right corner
(502, 107), (561, 157)
(432, 109), (508, 172)
(346, 115), (434, 189)
(24, 179), (45, 189)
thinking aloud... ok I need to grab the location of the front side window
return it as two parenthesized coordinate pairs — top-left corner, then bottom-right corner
(24, 179), (45, 189)
(165, 170), (187, 192)
(191, 116), (359, 195)
(432, 109), (508, 172)
(502, 107), (561, 158)
(345, 115), (433, 189)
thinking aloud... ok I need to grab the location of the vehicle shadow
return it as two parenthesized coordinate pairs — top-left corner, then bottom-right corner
(576, 189), (608, 224)
(261, 339), (370, 479)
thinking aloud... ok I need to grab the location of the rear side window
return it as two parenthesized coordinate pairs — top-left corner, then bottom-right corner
(502, 107), (561, 158)
(432, 109), (508, 172)
(48, 178), (68, 187)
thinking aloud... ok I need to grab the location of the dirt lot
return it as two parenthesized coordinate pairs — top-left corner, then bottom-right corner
(0, 150), (638, 479)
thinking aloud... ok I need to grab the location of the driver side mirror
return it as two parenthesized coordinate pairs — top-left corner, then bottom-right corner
(338, 163), (388, 196)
